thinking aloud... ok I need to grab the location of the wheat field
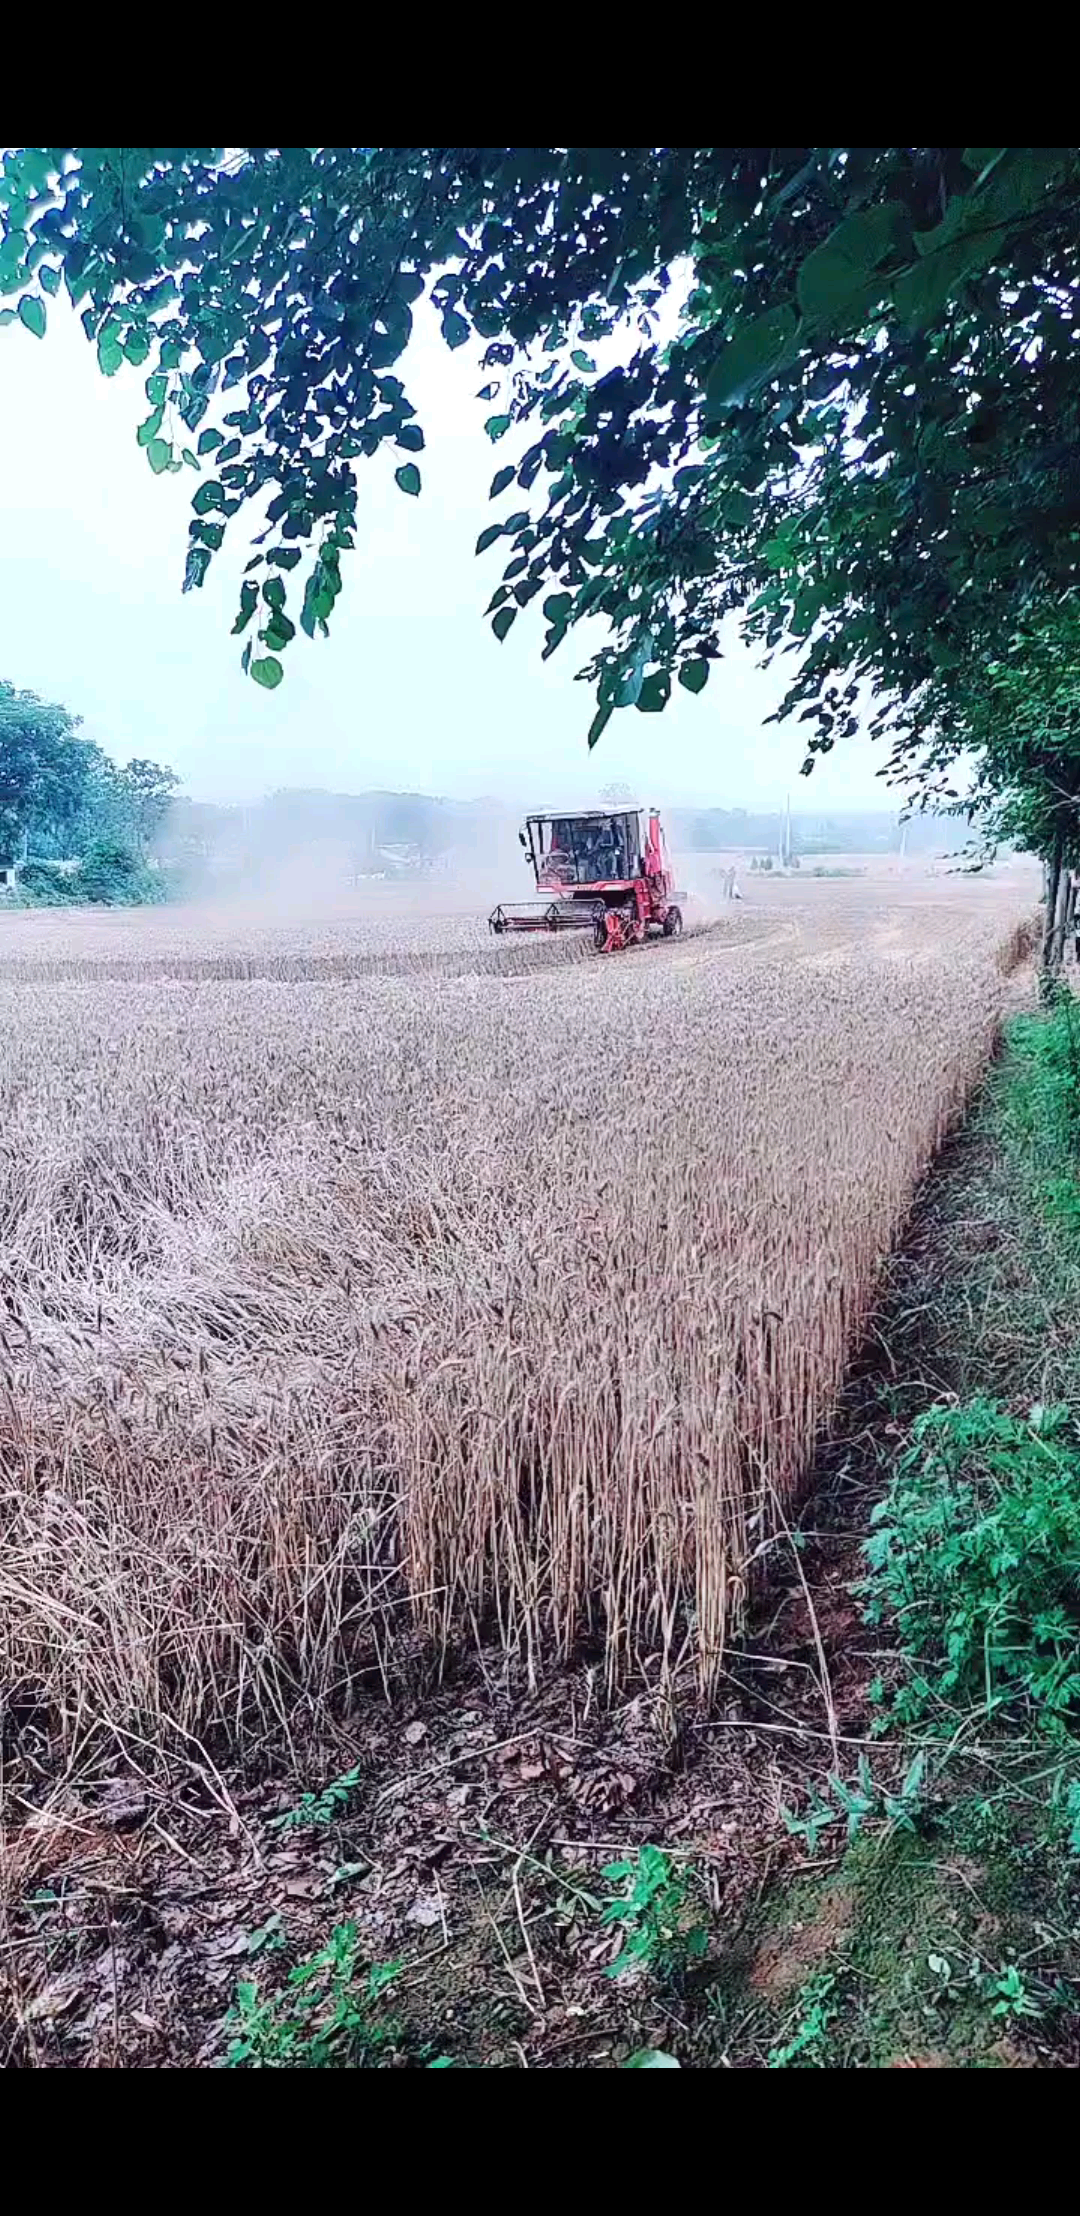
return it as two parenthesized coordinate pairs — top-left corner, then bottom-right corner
(0, 875), (1034, 1761)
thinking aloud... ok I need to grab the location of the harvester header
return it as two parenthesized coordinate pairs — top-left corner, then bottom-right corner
(489, 806), (684, 952)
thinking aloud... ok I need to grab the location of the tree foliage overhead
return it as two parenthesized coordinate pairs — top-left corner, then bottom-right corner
(3, 147), (1080, 867)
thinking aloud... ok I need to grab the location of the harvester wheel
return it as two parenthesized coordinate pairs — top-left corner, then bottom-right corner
(592, 910), (608, 951)
(663, 905), (684, 938)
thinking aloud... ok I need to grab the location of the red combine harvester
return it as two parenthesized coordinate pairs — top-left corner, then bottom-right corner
(489, 806), (684, 953)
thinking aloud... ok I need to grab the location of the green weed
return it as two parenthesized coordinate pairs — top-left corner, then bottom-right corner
(766, 1971), (840, 2069)
(600, 1845), (707, 1984)
(268, 1765), (362, 1832)
(861, 1398), (1080, 1732)
(983, 1964), (1043, 2023)
(1005, 998), (1080, 1192)
(225, 1922), (401, 2068)
(782, 1751), (926, 1855)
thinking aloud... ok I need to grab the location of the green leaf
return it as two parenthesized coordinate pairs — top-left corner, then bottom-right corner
(721, 489), (755, 529)
(441, 308), (469, 349)
(571, 349), (596, 373)
(198, 426), (223, 455)
(796, 203), (911, 327)
(893, 235), (995, 327)
(232, 582), (258, 634)
(636, 670), (671, 713)
(588, 702), (614, 749)
(484, 413), (512, 441)
(475, 524), (503, 555)
(542, 592), (573, 624)
(137, 407), (165, 447)
(0, 309), (15, 326)
(250, 655), (284, 689)
(678, 658), (709, 694)
(395, 463), (421, 496)
(147, 438), (172, 475)
(704, 307), (797, 414)
(396, 423), (425, 452)
(490, 465), (516, 499)
(183, 546), (211, 592)
(491, 606), (516, 642)
(972, 502), (1011, 540)
(17, 294), (46, 339)
(97, 333), (124, 377)
(963, 148), (1007, 179)
(39, 265), (60, 297)
(622, 2050), (681, 2069)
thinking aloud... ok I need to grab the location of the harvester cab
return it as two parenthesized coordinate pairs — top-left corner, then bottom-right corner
(489, 807), (684, 952)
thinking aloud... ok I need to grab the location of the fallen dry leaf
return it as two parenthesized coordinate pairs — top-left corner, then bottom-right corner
(405, 1893), (443, 1929)
(25, 1974), (83, 2024)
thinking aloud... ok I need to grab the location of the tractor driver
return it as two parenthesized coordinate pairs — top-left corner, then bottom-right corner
(545, 826), (574, 885)
(594, 821), (621, 880)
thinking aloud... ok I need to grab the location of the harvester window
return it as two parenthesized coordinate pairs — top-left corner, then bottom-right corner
(534, 814), (639, 886)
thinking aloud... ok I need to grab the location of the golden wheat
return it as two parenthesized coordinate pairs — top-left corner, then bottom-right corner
(0, 882), (1033, 1758)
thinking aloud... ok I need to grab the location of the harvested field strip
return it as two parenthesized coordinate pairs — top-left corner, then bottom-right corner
(0, 914), (764, 984)
(0, 901), (1030, 1758)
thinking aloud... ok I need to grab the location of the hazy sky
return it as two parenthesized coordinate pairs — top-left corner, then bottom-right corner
(0, 294), (895, 812)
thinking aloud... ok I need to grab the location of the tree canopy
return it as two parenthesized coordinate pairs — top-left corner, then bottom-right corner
(0, 682), (92, 859)
(0, 678), (177, 868)
(3, 146), (1080, 940)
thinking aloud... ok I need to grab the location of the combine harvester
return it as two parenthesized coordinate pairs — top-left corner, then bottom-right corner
(489, 806), (685, 953)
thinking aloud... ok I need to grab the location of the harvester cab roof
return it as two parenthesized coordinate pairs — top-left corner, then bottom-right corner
(490, 806), (685, 954)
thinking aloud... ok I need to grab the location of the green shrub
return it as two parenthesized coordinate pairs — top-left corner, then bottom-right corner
(76, 838), (164, 905)
(16, 859), (72, 904)
(862, 1399), (1080, 1731)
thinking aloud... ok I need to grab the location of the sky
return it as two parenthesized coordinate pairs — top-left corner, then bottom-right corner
(0, 293), (896, 813)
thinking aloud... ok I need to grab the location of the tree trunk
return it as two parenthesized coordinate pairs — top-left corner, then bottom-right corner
(1049, 861), (1073, 978)
(1042, 831), (1064, 982)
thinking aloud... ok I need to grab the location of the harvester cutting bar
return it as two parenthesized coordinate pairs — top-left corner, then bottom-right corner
(489, 899), (599, 935)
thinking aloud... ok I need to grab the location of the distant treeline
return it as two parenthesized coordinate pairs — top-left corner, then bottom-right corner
(160, 789), (969, 889)
(668, 807), (958, 856)
(160, 786), (488, 883)
(1, 671), (974, 914)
